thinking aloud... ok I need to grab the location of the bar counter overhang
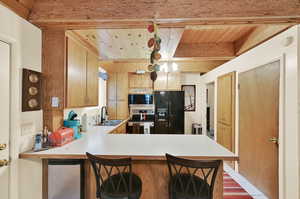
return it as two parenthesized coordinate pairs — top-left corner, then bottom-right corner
(20, 132), (238, 199)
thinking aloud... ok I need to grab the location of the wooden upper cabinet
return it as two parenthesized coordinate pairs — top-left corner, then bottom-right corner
(107, 72), (129, 120)
(167, 72), (181, 90)
(154, 72), (181, 91)
(66, 37), (99, 108)
(129, 73), (152, 88)
(66, 38), (87, 107)
(116, 72), (128, 101)
(154, 72), (168, 90)
(107, 73), (117, 101)
(86, 53), (99, 106)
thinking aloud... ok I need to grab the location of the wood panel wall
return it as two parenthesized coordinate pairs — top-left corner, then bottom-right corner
(42, 30), (66, 132)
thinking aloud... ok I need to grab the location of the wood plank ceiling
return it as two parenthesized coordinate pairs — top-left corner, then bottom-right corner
(0, 0), (296, 72)
(27, 0), (300, 29)
(74, 24), (291, 62)
(74, 28), (184, 60)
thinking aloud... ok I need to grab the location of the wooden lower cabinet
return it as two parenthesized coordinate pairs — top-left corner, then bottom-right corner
(85, 160), (223, 199)
(111, 122), (127, 134)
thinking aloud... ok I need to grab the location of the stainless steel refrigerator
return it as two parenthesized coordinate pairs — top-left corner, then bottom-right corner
(154, 91), (184, 134)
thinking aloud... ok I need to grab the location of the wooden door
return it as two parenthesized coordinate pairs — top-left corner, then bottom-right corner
(0, 41), (10, 199)
(86, 52), (99, 106)
(66, 38), (87, 107)
(217, 72), (235, 152)
(239, 61), (279, 199)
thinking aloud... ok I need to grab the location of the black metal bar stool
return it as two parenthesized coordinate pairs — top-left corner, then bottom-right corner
(86, 152), (142, 199)
(165, 153), (221, 199)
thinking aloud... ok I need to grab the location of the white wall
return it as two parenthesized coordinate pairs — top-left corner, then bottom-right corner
(199, 26), (300, 199)
(181, 73), (205, 134)
(0, 4), (43, 199)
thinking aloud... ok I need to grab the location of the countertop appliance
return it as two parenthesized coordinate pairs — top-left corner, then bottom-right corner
(154, 91), (184, 134)
(128, 94), (153, 105)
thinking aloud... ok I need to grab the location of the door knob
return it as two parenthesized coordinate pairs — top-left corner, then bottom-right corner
(0, 144), (7, 150)
(269, 137), (279, 144)
(0, 159), (9, 167)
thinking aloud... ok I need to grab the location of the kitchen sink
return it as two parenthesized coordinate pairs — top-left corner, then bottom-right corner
(95, 120), (122, 126)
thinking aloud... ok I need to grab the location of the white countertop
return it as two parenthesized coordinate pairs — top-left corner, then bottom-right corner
(20, 124), (238, 160)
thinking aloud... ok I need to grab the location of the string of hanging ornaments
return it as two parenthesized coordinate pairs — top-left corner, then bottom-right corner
(147, 22), (161, 82)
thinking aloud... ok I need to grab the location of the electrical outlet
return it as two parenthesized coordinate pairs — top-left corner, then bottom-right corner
(51, 97), (59, 107)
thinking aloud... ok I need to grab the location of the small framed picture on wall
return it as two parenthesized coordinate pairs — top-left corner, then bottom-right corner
(181, 85), (196, 111)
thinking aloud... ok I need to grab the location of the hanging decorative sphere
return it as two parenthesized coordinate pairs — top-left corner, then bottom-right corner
(154, 52), (161, 60)
(147, 24), (155, 33)
(148, 64), (155, 72)
(148, 38), (155, 48)
(150, 71), (157, 82)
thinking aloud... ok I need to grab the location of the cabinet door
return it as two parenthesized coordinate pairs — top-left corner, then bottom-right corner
(129, 73), (135, 88)
(107, 100), (117, 120)
(117, 101), (129, 120)
(107, 73), (117, 101)
(167, 72), (181, 90)
(86, 53), (99, 106)
(142, 74), (152, 88)
(154, 72), (168, 90)
(67, 38), (87, 107)
(116, 73), (128, 101)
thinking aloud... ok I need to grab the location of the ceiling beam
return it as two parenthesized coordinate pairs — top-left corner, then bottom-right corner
(234, 24), (292, 55)
(18, 0), (35, 10)
(29, 0), (300, 29)
(174, 43), (235, 60)
(0, 0), (30, 19)
(100, 60), (226, 73)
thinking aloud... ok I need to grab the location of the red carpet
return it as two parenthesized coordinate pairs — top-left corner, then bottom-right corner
(224, 172), (253, 199)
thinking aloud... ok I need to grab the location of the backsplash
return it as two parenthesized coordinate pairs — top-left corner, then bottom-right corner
(64, 107), (100, 129)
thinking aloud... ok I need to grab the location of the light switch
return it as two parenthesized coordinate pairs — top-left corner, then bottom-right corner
(51, 97), (59, 107)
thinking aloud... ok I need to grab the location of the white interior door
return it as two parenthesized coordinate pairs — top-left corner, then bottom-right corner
(0, 40), (10, 199)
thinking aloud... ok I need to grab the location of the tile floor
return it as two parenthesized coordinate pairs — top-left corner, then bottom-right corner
(224, 164), (268, 199)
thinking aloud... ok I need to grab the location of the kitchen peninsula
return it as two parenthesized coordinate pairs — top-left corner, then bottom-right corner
(20, 126), (238, 199)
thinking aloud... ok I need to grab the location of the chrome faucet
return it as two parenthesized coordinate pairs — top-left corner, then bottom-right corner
(100, 106), (108, 124)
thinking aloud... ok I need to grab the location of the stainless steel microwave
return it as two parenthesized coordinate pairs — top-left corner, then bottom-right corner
(128, 94), (153, 105)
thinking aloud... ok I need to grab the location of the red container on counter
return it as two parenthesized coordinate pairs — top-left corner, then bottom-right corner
(49, 127), (74, 147)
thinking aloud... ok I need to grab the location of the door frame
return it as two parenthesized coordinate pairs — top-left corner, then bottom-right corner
(237, 55), (286, 198)
(0, 34), (19, 199)
(205, 81), (216, 139)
